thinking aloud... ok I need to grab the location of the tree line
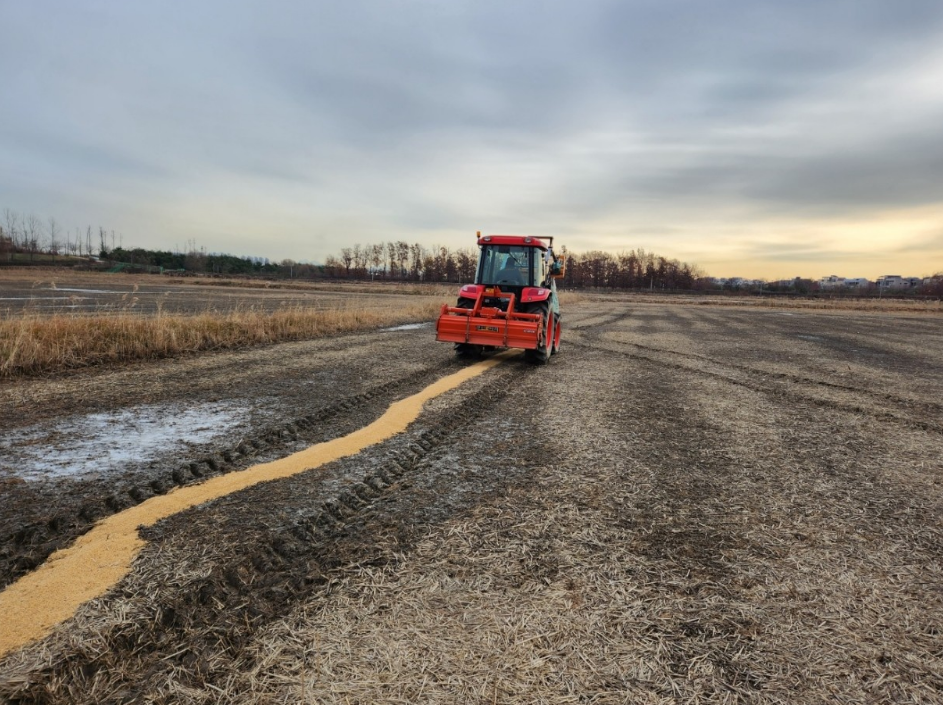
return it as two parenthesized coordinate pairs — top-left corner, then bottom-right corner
(105, 247), (284, 275)
(3, 206), (705, 289)
(1, 208), (104, 260)
(322, 242), (706, 290)
(0, 208), (288, 275)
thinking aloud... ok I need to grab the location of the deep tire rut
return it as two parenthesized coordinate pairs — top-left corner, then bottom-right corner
(568, 335), (943, 436)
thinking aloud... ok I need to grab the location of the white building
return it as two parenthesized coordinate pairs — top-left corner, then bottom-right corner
(819, 275), (845, 288)
(877, 275), (921, 289)
(818, 275), (870, 289)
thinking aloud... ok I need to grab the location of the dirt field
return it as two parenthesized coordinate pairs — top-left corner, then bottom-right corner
(0, 269), (449, 318)
(1, 297), (942, 703)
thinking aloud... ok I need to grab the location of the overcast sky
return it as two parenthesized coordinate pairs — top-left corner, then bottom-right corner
(2, 1), (943, 279)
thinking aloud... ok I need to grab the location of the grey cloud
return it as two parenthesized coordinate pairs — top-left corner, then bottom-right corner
(2, 0), (943, 268)
(740, 241), (858, 263)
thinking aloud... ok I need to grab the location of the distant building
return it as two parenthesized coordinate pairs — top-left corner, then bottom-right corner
(819, 275), (845, 288)
(819, 275), (870, 289)
(878, 275), (902, 288)
(877, 275), (921, 289)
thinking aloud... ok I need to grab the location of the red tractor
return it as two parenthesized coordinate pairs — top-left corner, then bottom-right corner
(436, 233), (565, 363)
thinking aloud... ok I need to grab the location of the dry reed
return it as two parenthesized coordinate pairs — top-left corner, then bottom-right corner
(0, 300), (442, 378)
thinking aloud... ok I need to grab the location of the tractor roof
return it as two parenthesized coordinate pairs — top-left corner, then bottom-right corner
(477, 234), (551, 250)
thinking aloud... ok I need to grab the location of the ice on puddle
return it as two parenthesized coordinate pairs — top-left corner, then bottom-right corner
(1, 401), (248, 481)
(381, 322), (431, 332)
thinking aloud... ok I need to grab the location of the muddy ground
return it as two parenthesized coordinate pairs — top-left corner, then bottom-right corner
(1, 299), (942, 703)
(0, 269), (446, 317)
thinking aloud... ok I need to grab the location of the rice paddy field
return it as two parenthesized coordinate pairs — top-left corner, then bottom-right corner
(0, 270), (941, 703)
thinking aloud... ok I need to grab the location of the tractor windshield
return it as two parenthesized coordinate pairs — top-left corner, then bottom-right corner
(477, 245), (540, 287)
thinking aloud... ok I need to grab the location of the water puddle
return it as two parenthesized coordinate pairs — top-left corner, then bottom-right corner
(0, 296), (90, 301)
(42, 287), (126, 295)
(382, 322), (431, 332)
(1, 401), (249, 481)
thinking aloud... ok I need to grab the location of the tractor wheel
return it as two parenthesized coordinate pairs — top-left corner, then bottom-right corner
(551, 313), (561, 355)
(454, 297), (480, 358)
(524, 301), (552, 364)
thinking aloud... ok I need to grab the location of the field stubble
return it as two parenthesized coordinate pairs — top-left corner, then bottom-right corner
(0, 289), (941, 703)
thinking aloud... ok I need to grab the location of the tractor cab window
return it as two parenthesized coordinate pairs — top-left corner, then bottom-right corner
(477, 245), (542, 287)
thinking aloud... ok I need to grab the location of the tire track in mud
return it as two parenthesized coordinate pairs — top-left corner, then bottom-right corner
(0, 361), (457, 589)
(569, 325), (943, 436)
(0, 352), (517, 660)
(608, 335), (943, 415)
(549, 344), (771, 694)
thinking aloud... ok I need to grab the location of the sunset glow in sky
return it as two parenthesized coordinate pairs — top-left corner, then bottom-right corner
(2, 1), (942, 280)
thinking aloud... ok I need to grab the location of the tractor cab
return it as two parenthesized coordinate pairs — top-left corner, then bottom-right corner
(436, 233), (566, 363)
(472, 235), (563, 304)
(478, 244), (542, 290)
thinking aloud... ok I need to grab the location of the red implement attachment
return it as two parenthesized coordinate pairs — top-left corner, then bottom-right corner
(436, 286), (543, 350)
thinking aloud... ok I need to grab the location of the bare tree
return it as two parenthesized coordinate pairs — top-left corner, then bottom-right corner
(0, 225), (12, 261)
(455, 247), (476, 282)
(47, 217), (61, 255)
(409, 243), (424, 281)
(25, 214), (41, 260)
(323, 254), (342, 277)
(396, 241), (410, 279)
(352, 244), (368, 276)
(340, 247), (354, 277)
(369, 243), (384, 278)
(385, 242), (397, 277)
(3, 209), (19, 250)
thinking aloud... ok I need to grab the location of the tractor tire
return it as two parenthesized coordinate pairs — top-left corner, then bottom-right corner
(523, 301), (552, 364)
(454, 297), (480, 358)
(551, 313), (561, 355)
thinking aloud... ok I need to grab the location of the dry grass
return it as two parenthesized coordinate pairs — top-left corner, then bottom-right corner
(582, 292), (943, 314)
(0, 299), (442, 378)
(0, 275), (585, 377)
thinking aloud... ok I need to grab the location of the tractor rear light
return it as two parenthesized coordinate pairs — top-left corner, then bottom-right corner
(524, 237), (532, 243)
(483, 236), (491, 241)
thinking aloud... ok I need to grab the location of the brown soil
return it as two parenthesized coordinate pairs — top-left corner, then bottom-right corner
(1, 299), (942, 703)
